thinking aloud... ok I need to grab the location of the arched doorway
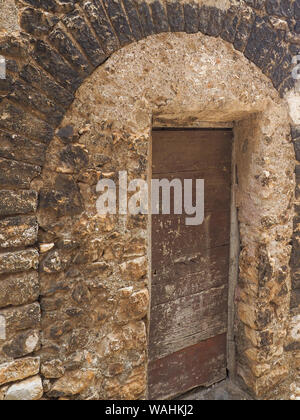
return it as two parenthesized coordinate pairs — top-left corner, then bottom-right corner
(0, 0), (298, 400)
(37, 33), (293, 399)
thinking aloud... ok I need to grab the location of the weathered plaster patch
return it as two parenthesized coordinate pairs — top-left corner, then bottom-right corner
(0, 0), (19, 33)
(69, 33), (279, 135)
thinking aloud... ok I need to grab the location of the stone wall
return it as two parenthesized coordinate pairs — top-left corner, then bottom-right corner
(0, 0), (299, 400)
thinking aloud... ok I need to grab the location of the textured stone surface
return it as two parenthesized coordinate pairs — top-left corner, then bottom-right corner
(0, 158), (41, 190)
(0, 303), (41, 336)
(0, 271), (39, 308)
(32, 40), (83, 92)
(0, 130), (47, 167)
(0, 0), (19, 32)
(0, 216), (38, 249)
(135, 0), (155, 37)
(2, 330), (40, 359)
(62, 10), (105, 67)
(20, 65), (74, 109)
(0, 102), (54, 144)
(4, 375), (43, 400)
(19, 7), (57, 36)
(48, 370), (95, 397)
(49, 27), (90, 77)
(0, 0), (298, 401)
(0, 190), (38, 217)
(40, 32), (293, 400)
(83, 0), (119, 54)
(102, 0), (135, 46)
(41, 359), (65, 379)
(0, 357), (40, 386)
(0, 249), (39, 274)
(9, 80), (65, 127)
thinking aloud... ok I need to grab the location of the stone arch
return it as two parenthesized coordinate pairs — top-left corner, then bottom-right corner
(0, 0), (299, 400)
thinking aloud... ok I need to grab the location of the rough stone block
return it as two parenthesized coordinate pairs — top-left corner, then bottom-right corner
(291, 126), (300, 140)
(291, 289), (300, 308)
(120, 256), (147, 281)
(38, 175), (84, 220)
(0, 357), (40, 386)
(49, 26), (91, 75)
(135, 0), (155, 37)
(266, 0), (282, 16)
(57, 144), (89, 174)
(83, 0), (120, 53)
(244, 0), (265, 9)
(33, 40), (83, 92)
(62, 10), (106, 67)
(5, 375), (43, 400)
(270, 53), (293, 89)
(40, 251), (64, 274)
(150, 0), (169, 34)
(0, 73), (15, 97)
(116, 288), (149, 321)
(2, 330), (40, 359)
(20, 7), (56, 36)
(9, 80), (65, 127)
(0, 249), (39, 275)
(234, 10), (255, 52)
(0, 216), (38, 249)
(238, 302), (273, 330)
(245, 326), (274, 348)
(184, 2), (199, 34)
(278, 76), (295, 97)
(0, 34), (29, 59)
(20, 64), (74, 109)
(56, 124), (76, 144)
(0, 190), (38, 216)
(105, 365), (146, 399)
(102, 0), (135, 46)
(166, 1), (185, 32)
(244, 16), (278, 70)
(5, 59), (19, 75)
(199, 6), (224, 37)
(0, 271), (39, 309)
(238, 362), (289, 397)
(220, 7), (239, 43)
(0, 303), (41, 336)
(266, 0), (294, 18)
(293, 138), (300, 161)
(41, 359), (65, 379)
(0, 158), (41, 189)
(121, 0), (143, 41)
(48, 370), (95, 397)
(0, 102), (54, 144)
(20, 0), (57, 12)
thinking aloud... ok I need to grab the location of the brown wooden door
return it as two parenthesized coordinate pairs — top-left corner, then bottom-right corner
(148, 129), (232, 399)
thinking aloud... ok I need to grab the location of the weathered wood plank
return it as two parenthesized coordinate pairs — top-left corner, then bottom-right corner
(148, 333), (227, 400)
(152, 210), (230, 265)
(149, 285), (228, 361)
(152, 129), (232, 174)
(152, 168), (231, 213)
(151, 245), (229, 303)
